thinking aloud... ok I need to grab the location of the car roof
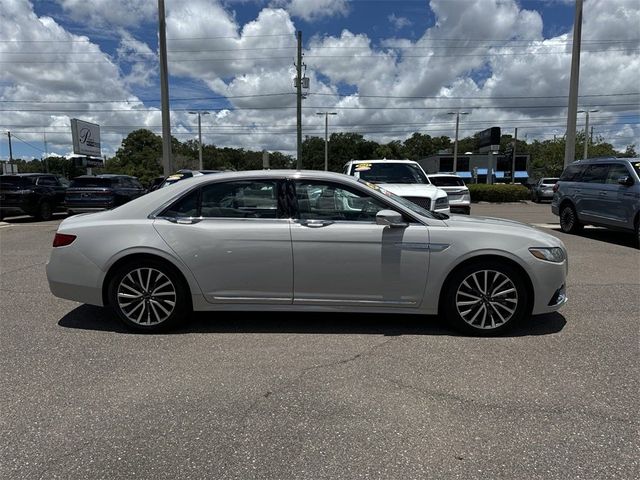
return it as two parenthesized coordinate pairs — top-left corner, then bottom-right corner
(345, 159), (418, 165)
(573, 157), (639, 164)
(1, 173), (49, 177)
(427, 173), (462, 178)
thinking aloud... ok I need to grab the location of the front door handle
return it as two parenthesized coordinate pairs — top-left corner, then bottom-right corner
(300, 219), (334, 228)
(598, 192), (607, 196)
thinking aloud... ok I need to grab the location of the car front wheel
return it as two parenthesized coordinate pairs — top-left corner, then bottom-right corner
(108, 259), (190, 332)
(559, 204), (583, 234)
(443, 262), (529, 336)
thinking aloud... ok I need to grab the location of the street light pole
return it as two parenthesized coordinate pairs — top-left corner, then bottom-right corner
(447, 112), (468, 173)
(578, 109), (598, 160)
(316, 112), (337, 171)
(189, 111), (210, 170)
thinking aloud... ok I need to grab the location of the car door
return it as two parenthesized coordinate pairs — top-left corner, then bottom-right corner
(602, 163), (635, 228)
(153, 179), (293, 304)
(577, 163), (610, 224)
(289, 179), (430, 308)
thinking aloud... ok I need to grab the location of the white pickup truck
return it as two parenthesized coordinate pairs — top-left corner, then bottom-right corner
(343, 159), (450, 214)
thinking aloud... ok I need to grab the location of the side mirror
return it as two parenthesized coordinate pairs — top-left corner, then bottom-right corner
(618, 176), (633, 186)
(376, 209), (408, 228)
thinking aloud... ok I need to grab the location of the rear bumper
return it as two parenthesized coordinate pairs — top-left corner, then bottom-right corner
(46, 244), (105, 306)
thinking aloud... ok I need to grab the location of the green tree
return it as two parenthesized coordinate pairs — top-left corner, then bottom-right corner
(111, 129), (163, 185)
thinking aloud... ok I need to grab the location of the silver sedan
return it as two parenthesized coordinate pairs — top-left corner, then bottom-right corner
(46, 170), (568, 335)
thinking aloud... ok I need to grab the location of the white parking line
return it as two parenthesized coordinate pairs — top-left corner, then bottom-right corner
(533, 223), (597, 230)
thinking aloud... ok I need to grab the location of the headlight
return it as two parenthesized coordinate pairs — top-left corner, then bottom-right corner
(529, 247), (566, 263)
(435, 196), (449, 208)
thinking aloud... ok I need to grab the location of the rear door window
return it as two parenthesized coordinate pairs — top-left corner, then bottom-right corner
(559, 164), (585, 182)
(581, 164), (610, 184)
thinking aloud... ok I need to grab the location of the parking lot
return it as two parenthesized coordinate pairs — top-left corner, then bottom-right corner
(1, 202), (638, 480)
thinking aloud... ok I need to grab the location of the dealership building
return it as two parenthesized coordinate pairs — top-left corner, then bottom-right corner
(418, 127), (530, 184)
(417, 153), (530, 184)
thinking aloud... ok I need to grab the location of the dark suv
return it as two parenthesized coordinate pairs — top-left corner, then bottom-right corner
(65, 175), (146, 214)
(0, 173), (69, 221)
(552, 158), (640, 245)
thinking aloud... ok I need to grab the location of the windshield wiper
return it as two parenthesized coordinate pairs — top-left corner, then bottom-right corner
(430, 211), (450, 220)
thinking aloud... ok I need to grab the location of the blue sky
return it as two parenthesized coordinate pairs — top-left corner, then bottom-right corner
(1, 0), (638, 160)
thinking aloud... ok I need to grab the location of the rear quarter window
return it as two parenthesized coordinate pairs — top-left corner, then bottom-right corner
(559, 164), (586, 182)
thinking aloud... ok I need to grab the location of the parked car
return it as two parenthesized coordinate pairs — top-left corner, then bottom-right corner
(343, 159), (450, 214)
(552, 158), (640, 246)
(531, 177), (559, 203)
(427, 173), (471, 214)
(157, 169), (223, 189)
(0, 173), (69, 221)
(47, 170), (568, 336)
(65, 174), (146, 214)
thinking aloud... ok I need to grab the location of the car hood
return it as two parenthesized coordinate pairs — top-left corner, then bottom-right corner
(380, 183), (445, 198)
(443, 214), (564, 247)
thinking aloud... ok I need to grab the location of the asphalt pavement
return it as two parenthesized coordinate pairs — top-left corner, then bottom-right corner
(1, 203), (638, 480)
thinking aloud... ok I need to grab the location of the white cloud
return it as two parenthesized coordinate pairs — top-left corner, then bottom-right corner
(1, 0), (637, 160)
(279, 0), (349, 22)
(388, 14), (412, 30)
(55, 0), (156, 28)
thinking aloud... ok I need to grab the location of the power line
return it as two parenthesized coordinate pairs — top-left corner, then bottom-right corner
(3, 47), (638, 64)
(1, 92), (636, 105)
(1, 102), (636, 112)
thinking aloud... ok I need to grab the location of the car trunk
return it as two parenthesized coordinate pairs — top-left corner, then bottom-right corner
(65, 178), (115, 207)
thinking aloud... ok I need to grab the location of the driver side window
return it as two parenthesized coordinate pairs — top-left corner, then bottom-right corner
(294, 181), (388, 222)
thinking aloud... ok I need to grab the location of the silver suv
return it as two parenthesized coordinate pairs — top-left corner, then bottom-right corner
(551, 158), (640, 246)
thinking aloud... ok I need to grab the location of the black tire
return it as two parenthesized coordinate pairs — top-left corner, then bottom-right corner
(635, 217), (640, 250)
(36, 201), (53, 221)
(107, 258), (191, 333)
(443, 261), (529, 336)
(559, 204), (583, 234)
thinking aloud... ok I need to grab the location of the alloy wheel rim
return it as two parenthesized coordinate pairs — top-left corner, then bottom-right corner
(117, 268), (176, 325)
(561, 208), (574, 230)
(455, 270), (518, 329)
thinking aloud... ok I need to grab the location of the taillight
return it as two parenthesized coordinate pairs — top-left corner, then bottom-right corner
(552, 183), (559, 193)
(53, 233), (76, 247)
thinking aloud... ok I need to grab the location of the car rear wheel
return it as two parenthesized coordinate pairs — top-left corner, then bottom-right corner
(36, 201), (53, 221)
(108, 259), (190, 332)
(559, 204), (583, 234)
(443, 262), (528, 336)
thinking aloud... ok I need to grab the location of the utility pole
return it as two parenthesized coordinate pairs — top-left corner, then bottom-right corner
(579, 109), (599, 160)
(564, 0), (584, 167)
(316, 112), (337, 171)
(511, 127), (518, 184)
(296, 30), (303, 170)
(158, 0), (172, 176)
(447, 112), (468, 173)
(189, 111), (209, 170)
(7, 131), (13, 162)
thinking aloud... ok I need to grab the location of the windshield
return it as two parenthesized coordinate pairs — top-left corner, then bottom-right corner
(357, 179), (437, 219)
(70, 177), (114, 188)
(429, 176), (465, 187)
(352, 162), (429, 184)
